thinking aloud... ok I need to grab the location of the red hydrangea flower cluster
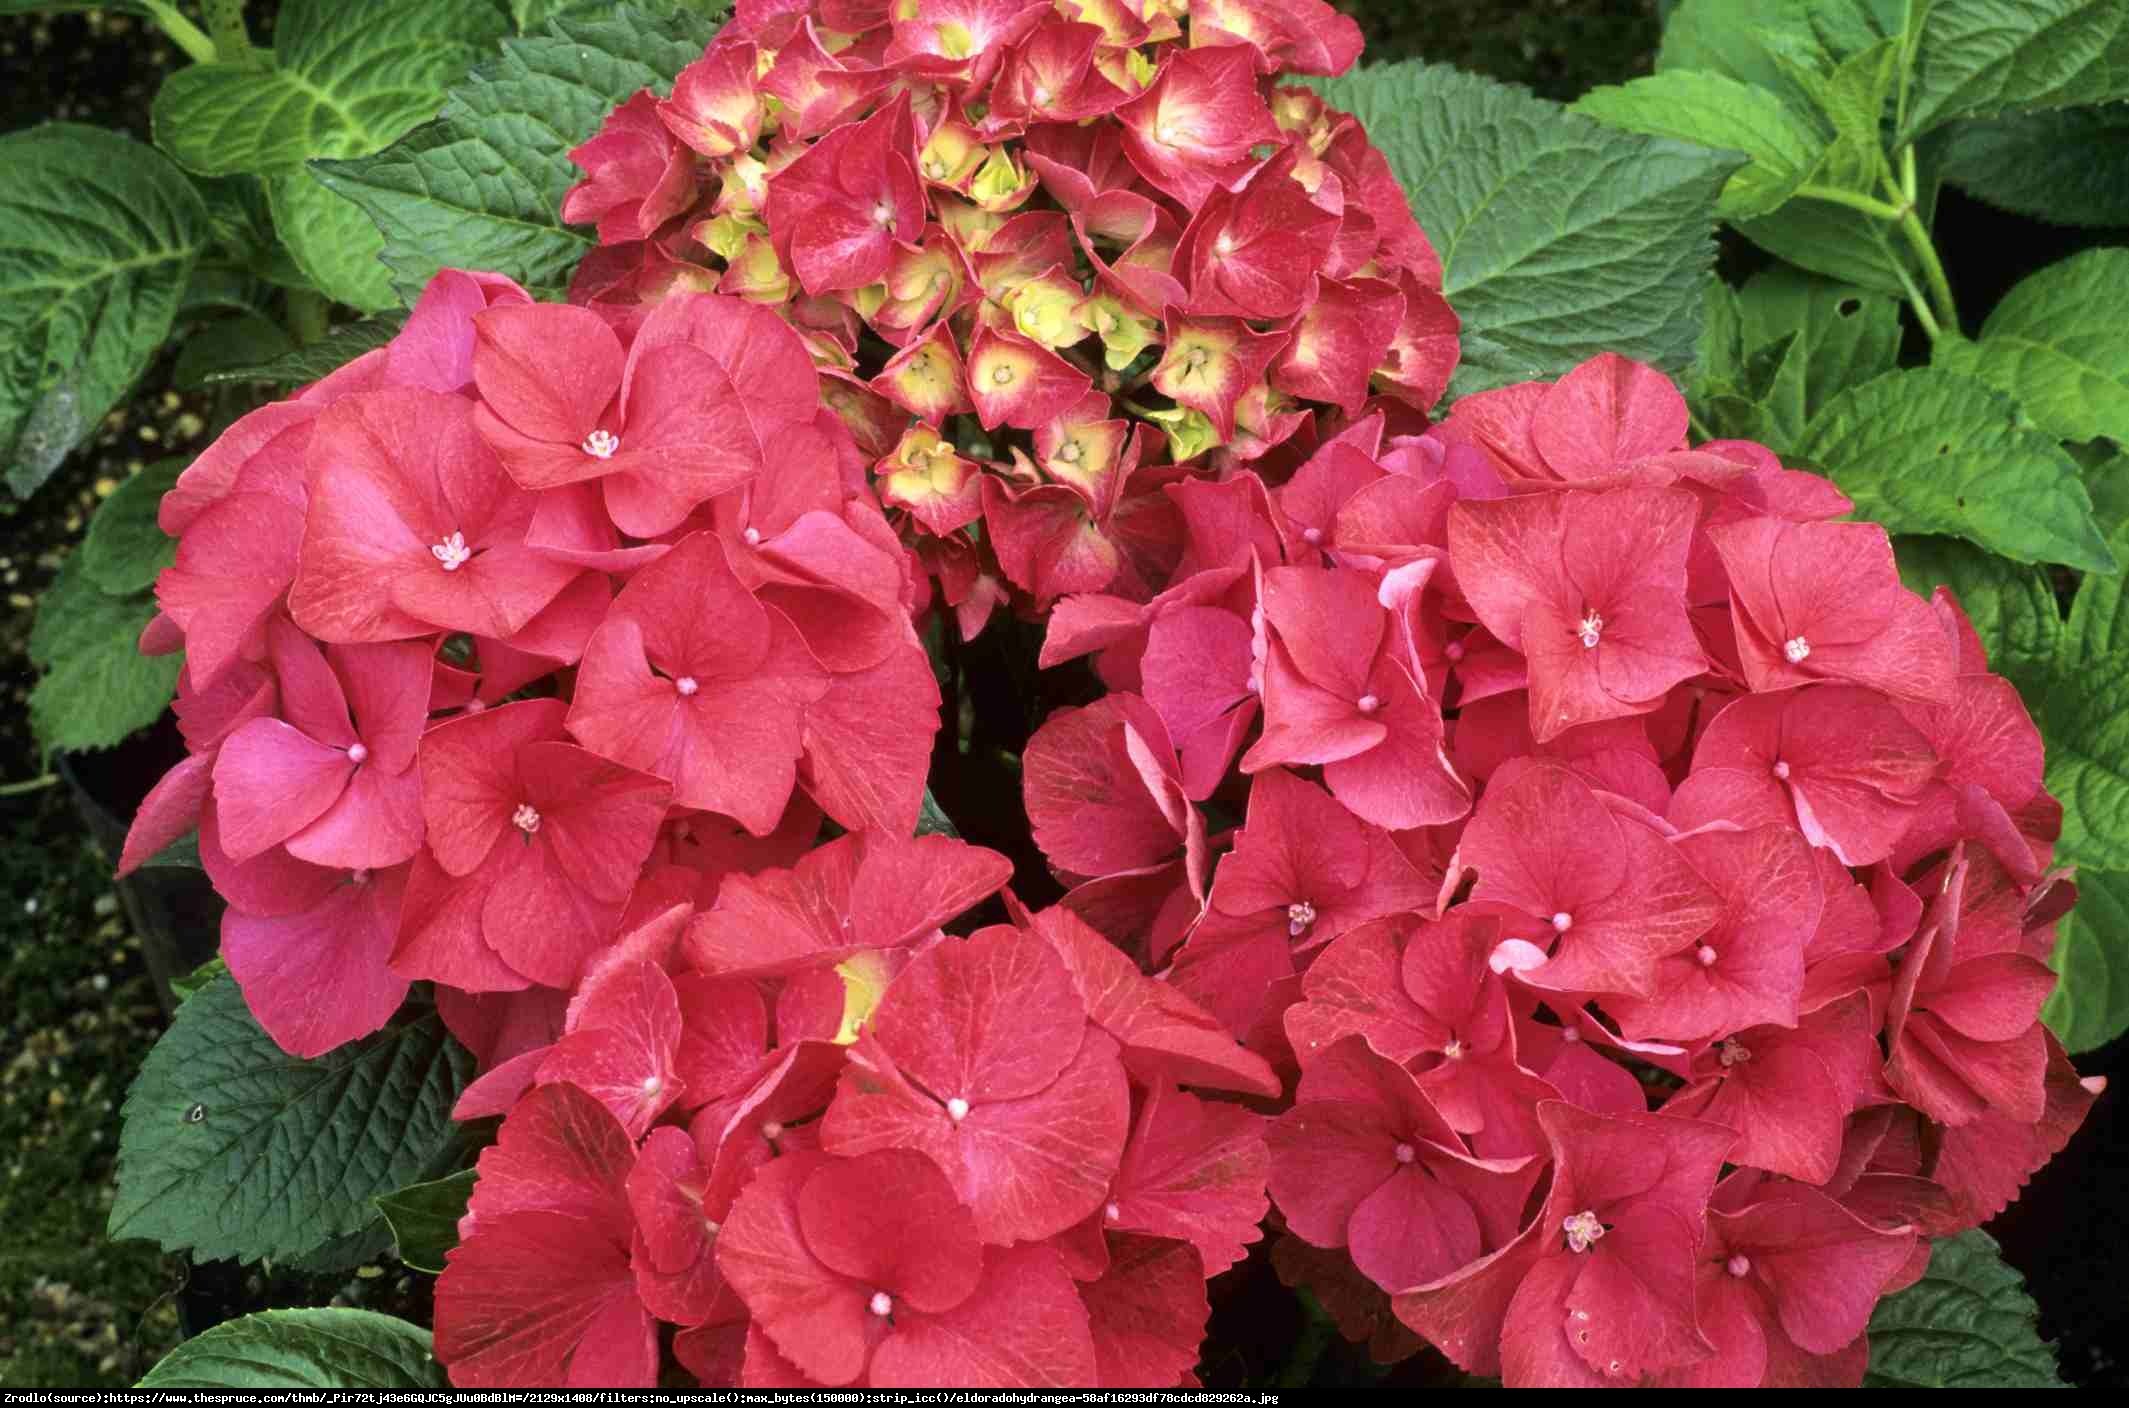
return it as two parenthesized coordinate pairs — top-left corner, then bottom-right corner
(560, 0), (1455, 633)
(1017, 349), (2104, 1387)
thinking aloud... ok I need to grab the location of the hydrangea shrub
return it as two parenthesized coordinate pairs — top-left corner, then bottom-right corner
(84, 0), (2126, 1392)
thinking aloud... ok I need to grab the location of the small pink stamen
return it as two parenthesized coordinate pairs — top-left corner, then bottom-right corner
(1552, 911), (1573, 932)
(1214, 232), (1237, 257)
(1287, 900), (1317, 937)
(1445, 639), (1466, 662)
(581, 429), (619, 460)
(1392, 1142), (1416, 1165)
(761, 1120), (784, 1141)
(512, 803), (541, 834)
(742, 526), (762, 545)
(946, 1096), (971, 1122)
(349, 869), (372, 886)
(1773, 760), (1792, 781)
(1719, 1038), (1752, 1067)
(1726, 1254), (1752, 1278)
(1301, 525), (1323, 545)
(1783, 635), (1811, 664)
(1576, 610), (1603, 649)
(430, 531), (472, 572)
(346, 742), (369, 765)
(1442, 1038), (1466, 1061)
(869, 1291), (894, 1317)
(1696, 944), (1718, 967)
(1104, 1201), (1122, 1222)
(675, 676), (700, 697)
(1563, 1210), (1605, 1253)
(641, 1075), (662, 1094)
(1356, 693), (1381, 714)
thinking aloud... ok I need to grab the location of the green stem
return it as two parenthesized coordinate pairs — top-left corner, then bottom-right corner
(1796, 184), (1908, 222)
(141, 2), (217, 64)
(1687, 406), (1715, 444)
(0, 773), (58, 798)
(285, 288), (331, 346)
(200, 0), (258, 66)
(1897, 205), (1959, 334)
(1888, 256), (1943, 340)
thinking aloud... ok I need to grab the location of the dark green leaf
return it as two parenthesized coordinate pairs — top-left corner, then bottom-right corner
(1903, 0), (2129, 139)
(375, 1169), (477, 1274)
(916, 788), (961, 839)
(80, 459), (186, 596)
(1306, 62), (1740, 397)
(172, 314), (300, 391)
(1932, 249), (2129, 445)
(1795, 367), (2116, 572)
(1, 125), (209, 498)
(1942, 106), (2129, 227)
(315, 3), (730, 302)
(2020, 649), (2129, 868)
(137, 1309), (445, 1389)
(2044, 867), (2129, 1053)
(1734, 268), (1903, 451)
(205, 313), (409, 389)
(1864, 1229), (2065, 1387)
(1893, 535), (2063, 671)
(169, 956), (226, 1003)
(26, 555), (183, 757)
(109, 974), (472, 1264)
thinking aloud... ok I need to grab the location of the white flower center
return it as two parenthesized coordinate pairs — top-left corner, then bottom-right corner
(1287, 900), (1317, 937)
(675, 676), (700, 696)
(1726, 1254), (1752, 1278)
(761, 1120), (784, 1141)
(1719, 1037), (1752, 1067)
(641, 1075), (661, 1094)
(1773, 760), (1792, 781)
(1442, 1038), (1466, 1061)
(946, 1096), (971, 1122)
(1563, 1210), (1606, 1254)
(349, 868), (372, 886)
(1104, 1201), (1122, 1222)
(1696, 944), (1718, 967)
(581, 429), (619, 460)
(1576, 610), (1604, 649)
(742, 526), (762, 545)
(1552, 911), (1573, 932)
(991, 364), (1014, 386)
(1783, 635), (1811, 664)
(512, 803), (541, 834)
(431, 530), (472, 572)
(1392, 1142), (1416, 1165)
(1356, 693), (1381, 714)
(347, 742), (369, 765)
(872, 201), (896, 229)
(1301, 525), (1323, 545)
(1032, 83), (1054, 105)
(870, 1291), (894, 1317)
(1214, 232), (1236, 256)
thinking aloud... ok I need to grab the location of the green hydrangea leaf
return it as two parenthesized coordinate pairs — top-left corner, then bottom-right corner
(109, 974), (472, 1264)
(1306, 62), (1740, 398)
(26, 555), (183, 758)
(2043, 867), (2129, 1053)
(1893, 535), (2064, 671)
(2020, 648), (2129, 868)
(79, 458), (186, 596)
(1734, 268), (1903, 451)
(1902, 0), (2129, 140)
(314, 3), (730, 302)
(1932, 249), (2129, 445)
(1864, 1229), (2066, 1387)
(1573, 69), (1829, 218)
(916, 788), (961, 839)
(1795, 367), (2116, 573)
(205, 312), (409, 389)
(0, 124), (209, 498)
(375, 1169), (477, 1275)
(268, 171), (400, 313)
(137, 1309), (445, 1389)
(1942, 105), (2129, 228)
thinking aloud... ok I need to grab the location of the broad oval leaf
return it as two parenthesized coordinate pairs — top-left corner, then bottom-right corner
(376, 1168), (478, 1275)
(1902, 0), (2129, 140)
(1933, 248), (2129, 445)
(137, 1309), (446, 1389)
(0, 124), (208, 498)
(1893, 535), (2063, 673)
(27, 554), (183, 757)
(109, 974), (472, 1264)
(1574, 69), (1829, 219)
(1306, 62), (1741, 397)
(313, 3), (729, 302)
(1942, 105), (2129, 228)
(1795, 367), (2117, 573)
(1864, 1230), (2066, 1387)
(80, 458), (186, 596)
